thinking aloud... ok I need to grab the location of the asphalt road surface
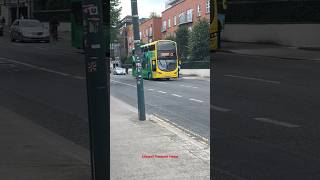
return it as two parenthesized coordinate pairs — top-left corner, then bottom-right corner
(0, 36), (210, 148)
(110, 74), (210, 139)
(212, 52), (320, 180)
(2, 34), (320, 180)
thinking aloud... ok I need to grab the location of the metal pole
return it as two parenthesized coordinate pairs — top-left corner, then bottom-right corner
(82, 0), (109, 180)
(16, 0), (19, 20)
(131, 0), (146, 121)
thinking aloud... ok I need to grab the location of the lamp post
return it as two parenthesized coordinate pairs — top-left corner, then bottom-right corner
(131, 0), (146, 121)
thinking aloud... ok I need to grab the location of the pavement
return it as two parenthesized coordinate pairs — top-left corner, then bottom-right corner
(221, 41), (320, 61)
(0, 105), (91, 180)
(110, 96), (210, 180)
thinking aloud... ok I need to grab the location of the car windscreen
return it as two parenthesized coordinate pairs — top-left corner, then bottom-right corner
(20, 21), (42, 27)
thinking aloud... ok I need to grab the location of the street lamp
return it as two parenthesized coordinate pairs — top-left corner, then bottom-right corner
(131, 0), (146, 121)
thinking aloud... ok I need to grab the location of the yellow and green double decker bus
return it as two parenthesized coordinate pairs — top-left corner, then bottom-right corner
(210, 0), (219, 51)
(132, 40), (179, 80)
(211, 0), (228, 52)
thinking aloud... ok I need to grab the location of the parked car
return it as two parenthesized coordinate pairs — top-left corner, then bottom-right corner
(113, 67), (126, 75)
(10, 19), (50, 42)
(0, 23), (3, 36)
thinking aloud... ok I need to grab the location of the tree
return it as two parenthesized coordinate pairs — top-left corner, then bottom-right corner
(149, 12), (160, 18)
(110, 0), (122, 43)
(165, 34), (176, 41)
(188, 18), (210, 62)
(175, 26), (189, 62)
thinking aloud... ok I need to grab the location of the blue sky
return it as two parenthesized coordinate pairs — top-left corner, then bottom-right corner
(119, 0), (166, 19)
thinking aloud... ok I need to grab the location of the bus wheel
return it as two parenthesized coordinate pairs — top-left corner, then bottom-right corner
(166, 78), (170, 81)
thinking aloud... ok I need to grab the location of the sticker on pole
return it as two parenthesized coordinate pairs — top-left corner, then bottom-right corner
(87, 61), (97, 72)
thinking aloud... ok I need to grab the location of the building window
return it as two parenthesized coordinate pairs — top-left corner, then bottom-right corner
(206, 0), (210, 13)
(168, 19), (171, 28)
(162, 20), (167, 32)
(149, 27), (152, 36)
(179, 12), (186, 25)
(139, 32), (142, 39)
(174, 16), (177, 26)
(187, 9), (193, 23)
(197, 5), (201, 17)
(145, 29), (148, 37)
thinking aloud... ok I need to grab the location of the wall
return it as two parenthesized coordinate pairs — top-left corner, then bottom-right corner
(221, 24), (320, 48)
(161, 0), (210, 38)
(139, 17), (162, 44)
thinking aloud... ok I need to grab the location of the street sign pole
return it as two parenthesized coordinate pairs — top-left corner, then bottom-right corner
(131, 0), (146, 121)
(82, 1), (109, 180)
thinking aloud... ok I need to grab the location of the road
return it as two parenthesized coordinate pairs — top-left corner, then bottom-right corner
(212, 52), (320, 180)
(2, 34), (320, 180)
(111, 74), (210, 139)
(0, 35), (210, 149)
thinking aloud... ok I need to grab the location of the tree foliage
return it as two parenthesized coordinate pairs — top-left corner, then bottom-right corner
(149, 12), (160, 18)
(175, 26), (189, 62)
(188, 18), (210, 62)
(165, 34), (176, 42)
(110, 0), (122, 43)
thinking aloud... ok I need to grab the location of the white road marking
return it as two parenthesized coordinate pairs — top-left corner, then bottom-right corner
(225, 74), (281, 84)
(253, 117), (300, 128)
(5, 58), (71, 76)
(180, 84), (192, 88)
(35, 47), (46, 50)
(72, 76), (85, 80)
(210, 105), (231, 112)
(180, 84), (199, 89)
(111, 80), (136, 88)
(171, 94), (182, 98)
(158, 90), (167, 94)
(189, 98), (204, 103)
(158, 82), (169, 84)
(148, 88), (155, 91)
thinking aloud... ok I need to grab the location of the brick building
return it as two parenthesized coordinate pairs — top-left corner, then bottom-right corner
(126, 24), (134, 55)
(161, 0), (210, 38)
(139, 17), (162, 44)
(117, 16), (133, 58)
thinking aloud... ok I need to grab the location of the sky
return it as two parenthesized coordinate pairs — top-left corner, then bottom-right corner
(119, 0), (166, 19)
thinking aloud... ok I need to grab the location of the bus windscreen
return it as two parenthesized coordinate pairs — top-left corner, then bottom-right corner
(157, 41), (177, 71)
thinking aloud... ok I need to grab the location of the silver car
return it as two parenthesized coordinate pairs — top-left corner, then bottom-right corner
(113, 67), (127, 75)
(10, 19), (50, 42)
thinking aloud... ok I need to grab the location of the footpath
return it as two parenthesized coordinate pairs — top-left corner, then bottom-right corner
(111, 96), (210, 179)
(221, 41), (320, 61)
(0, 95), (210, 180)
(0, 105), (91, 180)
